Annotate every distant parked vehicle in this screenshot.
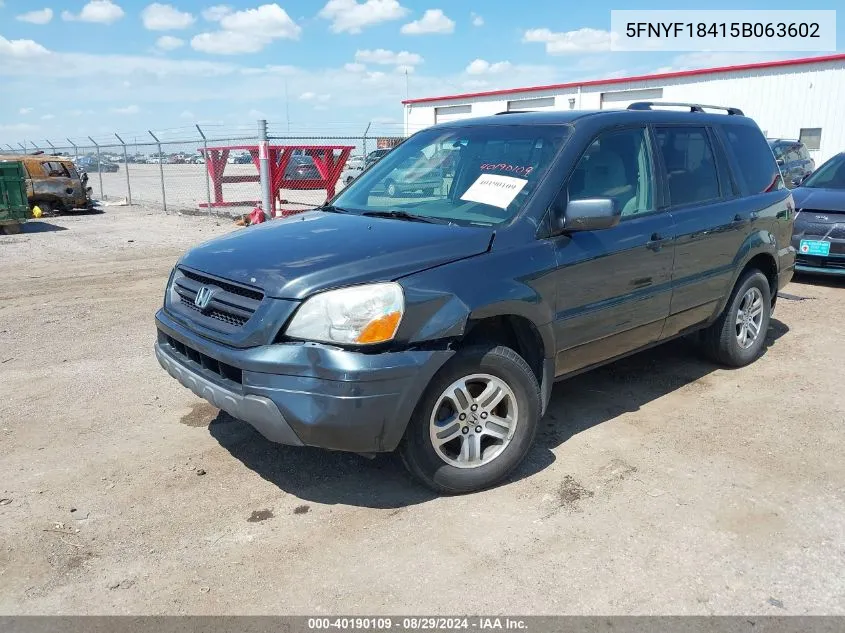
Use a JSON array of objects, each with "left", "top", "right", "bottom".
[
  {"left": 365, "top": 148, "right": 392, "bottom": 168},
  {"left": 75, "top": 156, "right": 119, "bottom": 173},
  {"left": 380, "top": 151, "right": 442, "bottom": 197},
  {"left": 768, "top": 139, "right": 815, "bottom": 188},
  {"left": 233, "top": 153, "right": 253, "bottom": 165},
  {"left": 285, "top": 155, "right": 322, "bottom": 188},
  {"left": 790, "top": 151, "right": 845, "bottom": 276}
]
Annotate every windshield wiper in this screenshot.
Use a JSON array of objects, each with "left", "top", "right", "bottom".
[
  {"left": 319, "top": 204, "right": 351, "bottom": 213},
  {"left": 361, "top": 210, "right": 439, "bottom": 223}
]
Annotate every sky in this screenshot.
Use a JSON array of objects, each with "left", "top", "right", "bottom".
[{"left": 0, "top": 0, "right": 843, "bottom": 147}]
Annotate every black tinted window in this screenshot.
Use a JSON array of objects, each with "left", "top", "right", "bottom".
[
  {"left": 655, "top": 127, "right": 720, "bottom": 206},
  {"left": 723, "top": 125, "right": 783, "bottom": 194}
]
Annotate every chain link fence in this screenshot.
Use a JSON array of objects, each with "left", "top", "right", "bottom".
[{"left": 2, "top": 121, "right": 409, "bottom": 216}]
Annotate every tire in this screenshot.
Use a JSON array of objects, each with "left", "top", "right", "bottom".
[
  {"left": 400, "top": 345, "right": 541, "bottom": 494},
  {"left": 346, "top": 176, "right": 353, "bottom": 185},
  {"left": 385, "top": 180, "right": 397, "bottom": 197},
  {"left": 701, "top": 269, "right": 771, "bottom": 367},
  {"left": 1, "top": 223, "right": 22, "bottom": 235}
]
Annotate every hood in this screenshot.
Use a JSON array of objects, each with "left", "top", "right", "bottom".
[
  {"left": 792, "top": 187, "right": 845, "bottom": 214},
  {"left": 179, "top": 211, "right": 493, "bottom": 299}
]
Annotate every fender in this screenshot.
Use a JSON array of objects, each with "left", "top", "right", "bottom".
[
  {"left": 714, "top": 228, "right": 779, "bottom": 317},
  {"left": 396, "top": 241, "right": 559, "bottom": 358}
]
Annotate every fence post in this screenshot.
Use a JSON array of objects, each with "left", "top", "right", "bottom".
[
  {"left": 88, "top": 136, "right": 104, "bottom": 200},
  {"left": 362, "top": 122, "right": 371, "bottom": 164},
  {"left": 258, "top": 119, "right": 271, "bottom": 220},
  {"left": 6, "top": 144, "right": 16, "bottom": 153},
  {"left": 196, "top": 124, "right": 211, "bottom": 210},
  {"left": 115, "top": 134, "right": 132, "bottom": 206},
  {"left": 149, "top": 130, "right": 167, "bottom": 214},
  {"left": 18, "top": 142, "right": 27, "bottom": 153},
  {"left": 67, "top": 139, "right": 78, "bottom": 161},
  {"left": 45, "top": 140, "right": 56, "bottom": 152},
  {"left": 30, "top": 141, "right": 40, "bottom": 152}
]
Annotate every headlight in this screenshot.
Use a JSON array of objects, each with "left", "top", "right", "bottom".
[{"left": 285, "top": 283, "right": 404, "bottom": 345}]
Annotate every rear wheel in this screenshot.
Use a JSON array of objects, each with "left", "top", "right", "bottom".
[
  {"left": 32, "top": 201, "right": 53, "bottom": 217},
  {"left": 400, "top": 345, "right": 540, "bottom": 494},
  {"left": 701, "top": 269, "right": 771, "bottom": 367}
]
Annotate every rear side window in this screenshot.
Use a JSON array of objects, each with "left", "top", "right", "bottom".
[
  {"left": 723, "top": 125, "right": 783, "bottom": 194},
  {"left": 654, "top": 127, "right": 720, "bottom": 207}
]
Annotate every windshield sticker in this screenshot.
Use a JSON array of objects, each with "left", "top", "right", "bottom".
[
  {"left": 480, "top": 163, "right": 534, "bottom": 176},
  {"left": 460, "top": 174, "right": 528, "bottom": 209}
]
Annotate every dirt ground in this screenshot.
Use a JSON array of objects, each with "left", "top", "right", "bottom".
[{"left": 1, "top": 207, "right": 844, "bottom": 615}]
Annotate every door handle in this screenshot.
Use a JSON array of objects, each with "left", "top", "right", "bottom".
[
  {"left": 646, "top": 232, "right": 666, "bottom": 251},
  {"left": 732, "top": 214, "right": 744, "bottom": 223}
]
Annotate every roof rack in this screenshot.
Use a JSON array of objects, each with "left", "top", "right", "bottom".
[
  {"left": 494, "top": 110, "right": 536, "bottom": 115},
  {"left": 627, "top": 101, "right": 744, "bottom": 116}
]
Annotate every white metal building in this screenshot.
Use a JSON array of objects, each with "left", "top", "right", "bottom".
[{"left": 403, "top": 54, "right": 845, "bottom": 164}]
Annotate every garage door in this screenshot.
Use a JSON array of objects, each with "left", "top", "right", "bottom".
[
  {"left": 435, "top": 105, "right": 472, "bottom": 124},
  {"left": 507, "top": 96, "right": 555, "bottom": 111},
  {"left": 600, "top": 88, "right": 664, "bottom": 110}
]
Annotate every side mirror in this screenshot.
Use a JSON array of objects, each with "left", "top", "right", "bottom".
[{"left": 557, "top": 197, "right": 621, "bottom": 233}]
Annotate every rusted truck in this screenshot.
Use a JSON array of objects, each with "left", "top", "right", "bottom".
[{"left": 0, "top": 153, "right": 93, "bottom": 215}]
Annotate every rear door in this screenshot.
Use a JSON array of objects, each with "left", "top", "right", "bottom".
[
  {"left": 655, "top": 125, "right": 750, "bottom": 337},
  {"left": 551, "top": 125, "right": 675, "bottom": 375}
]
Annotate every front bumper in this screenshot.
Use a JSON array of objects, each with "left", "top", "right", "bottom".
[{"left": 155, "top": 309, "right": 453, "bottom": 452}]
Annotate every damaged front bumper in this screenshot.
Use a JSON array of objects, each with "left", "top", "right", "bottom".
[{"left": 154, "top": 309, "right": 453, "bottom": 452}]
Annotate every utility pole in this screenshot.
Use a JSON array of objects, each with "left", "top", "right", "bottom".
[{"left": 258, "top": 119, "right": 272, "bottom": 219}]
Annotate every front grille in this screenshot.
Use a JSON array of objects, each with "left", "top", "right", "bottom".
[
  {"left": 179, "top": 296, "right": 248, "bottom": 327},
  {"left": 179, "top": 268, "right": 263, "bottom": 301},
  {"left": 164, "top": 334, "right": 242, "bottom": 384},
  {"left": 171, "top": 267, "right": 263, "bottom": 330},
  {"left": 796, "top": 254, "right": 845, "bottom": 270}
]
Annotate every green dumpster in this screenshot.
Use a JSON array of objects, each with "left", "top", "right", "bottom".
[{"left": 0, "top": 159, "right": 28, "bottom": 235}]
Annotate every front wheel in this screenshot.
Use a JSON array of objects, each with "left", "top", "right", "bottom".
[
  {"left": 400, "top": 345, "right": 541, "bottom": 494},
  {"left": 700, "top": 269, "right": 771, "bottom": 367}
]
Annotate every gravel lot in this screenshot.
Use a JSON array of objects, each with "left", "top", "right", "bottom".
[{"left": 1, "top": 207, "right": 844, "bottom": 615}]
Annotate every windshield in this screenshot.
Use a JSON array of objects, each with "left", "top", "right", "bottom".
[
  {"left": 332, "top": 124, "right": 572, "bottom": 226},
  {"left": 802, "top": 154, "right": 845, "bottom": 189}
]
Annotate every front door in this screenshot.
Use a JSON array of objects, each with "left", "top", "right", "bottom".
[{"left": 551, "top": 126, "right": 675, "bottom": 376}]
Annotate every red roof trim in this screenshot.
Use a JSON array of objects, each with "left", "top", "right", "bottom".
[{"left": 402, "top": 53, "right": 845, "bottom": 105}]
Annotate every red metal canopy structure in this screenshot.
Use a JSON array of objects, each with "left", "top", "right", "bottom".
[{"left": 199, "top": 144, "right": 354, "bottom": 215}]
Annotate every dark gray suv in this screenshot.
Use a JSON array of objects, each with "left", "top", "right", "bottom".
[{"left": 155, "top": 103, "right": 795, "bottom": 493}]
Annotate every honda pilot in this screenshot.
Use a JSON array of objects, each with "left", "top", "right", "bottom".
[{"left": 155, "top": 103, "right": 795, "bottom": 493}]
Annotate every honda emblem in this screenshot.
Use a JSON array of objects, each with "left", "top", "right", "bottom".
[{"left": 194, "top": 285, "right": 215, "bottom": 310}]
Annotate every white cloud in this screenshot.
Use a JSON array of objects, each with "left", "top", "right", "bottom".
[
  {"left": 0, "top": 123, "right": 39, "bottom": 133},
  {"left": 300, "top": 91, "right": 331, "bottom": 101},
  {"left": 318, "top": 0, "right": 408, "bottom": 34},
  {"left": 522, "top": 27, "right": 612, "bottom": 54},
  {"left": 16, "top": 8, "right": 54, "bottom": 24},
  {"left": 180, "top": 110, "right": 194, "bottom": 118},
  {"left": 155, "top": 35, "right": 185, "bottom": 50},
  {"left": 470, "top": 12, "right": 483, "bottom": 27},
  {"left": 299, "top": 91, "right": 316, "bottom": 100},
  {"left": 354, "top": 48, "right": 422, "bottom": 66},
  {"left": 19, "top": 107, "right": 34, "bottom": 115},
  {"left": 0, "top": 36, "right": 51, "bottom": 58},
  {"left": 192, "top": 4, "right": 301, "bottom": 55},
  {"left": 240, "top": 64, "right": 296, "bottom": 75},
  {"left": 141, "top": 3, "right": 195, "bottom": 30},
  {"left": 464, "top": 79, "right": 488, "bottom": 89},
  {"left": 400, "top": 9, "right": 453, "bottom": 35},
  {"left": 465, "top": 59, "right": 511, "bottom": 75},
  {"left": 40, "top": 114, "right": 55, "bottom": 120},
  {"left": 202, "top": 5, "right": 231, "bottom": 21},
  {"left": 344, "top": 62, "right": 365, "bottom": 72},
  {"left": 112, "top": 105, "right": 140, "bottom": 114},
  {"left": 364, "top": 71, "right": 386, "bottom": 82},
  {"left": 62, "top": 0, "right": 125, "bottom": 24},
  {"left": 314, "top": 104, "right": 329, "bottom": 111}
]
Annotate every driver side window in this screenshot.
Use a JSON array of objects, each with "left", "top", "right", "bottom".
[{"left": 567, "top": 127, "right": 654, "bottom": 218}]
